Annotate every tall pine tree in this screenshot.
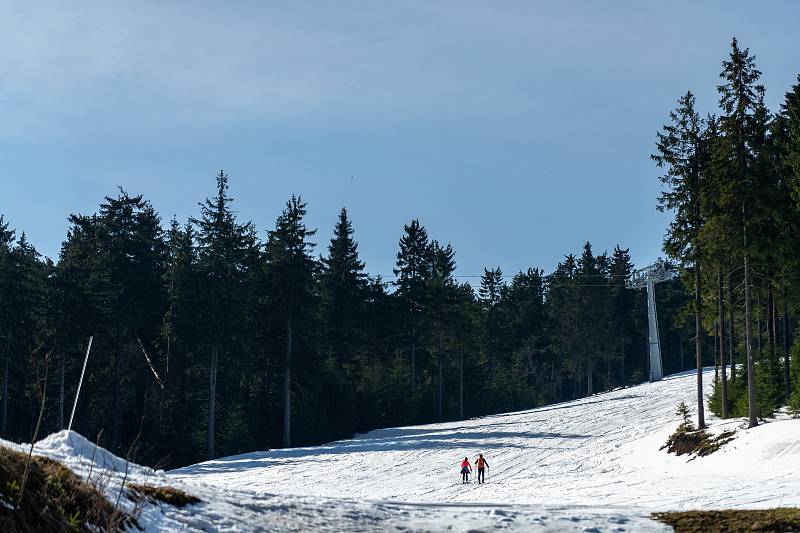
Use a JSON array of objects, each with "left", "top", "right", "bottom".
[
  {"left": 394, "top": 220, "right": 433, "bottom": 395},
  {"left": 265, "top": 195, "right": 317, "bottom": 448},
  {"left": 653, "top": 91, "right": 708, "bottom": 429},
  {"left": 195, "top": 171, "right": 252, "bottom": 457}
]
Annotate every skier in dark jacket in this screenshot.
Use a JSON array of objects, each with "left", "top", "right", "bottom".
[
  {"left": 476, "top": 454, "right": 489, "bottom": 484},
  {"left": 460, "top": 457, "right": 472, "bottom": 484}
]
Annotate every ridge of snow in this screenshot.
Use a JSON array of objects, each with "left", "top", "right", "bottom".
[{"left": 32, "top": 429, "right": 154, "bottom": 477}]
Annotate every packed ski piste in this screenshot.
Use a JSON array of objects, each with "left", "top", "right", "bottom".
[{"left": 3, "top": 367, "right": 799, "bottom": 531}]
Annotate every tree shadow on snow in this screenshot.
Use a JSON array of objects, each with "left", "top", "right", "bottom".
[{"left": 174, "top": 428, "right": 593, "bottom": 475}]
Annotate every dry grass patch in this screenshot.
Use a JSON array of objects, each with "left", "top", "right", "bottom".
[
  {"left": 0, "top": 444, "right": 134, "bottom": 532},
  {"left": 653, "top": 509, "right": 800, "bottom": 532},
  {"left": 127, "top": 483, "right": 201, "bottom": 508}
]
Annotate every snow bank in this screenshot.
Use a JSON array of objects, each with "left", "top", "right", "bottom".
[
  {"left": 0, "top": 430, "right": 193, "bottom": 531},
  {"left": 32, "top": 430, "right": 154, "bottom": 477},
  {"left": 623, "top": 411, "right": 800, "bottom": 510}
]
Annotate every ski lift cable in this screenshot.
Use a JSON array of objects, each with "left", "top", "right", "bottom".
[{"left": 379, "top": 273, "right": 638, "bottom": 278}]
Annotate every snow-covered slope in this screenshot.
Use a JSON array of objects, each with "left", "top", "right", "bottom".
[
  {"left": 173, "top": 368, "right": 800, "bottom": 511},
  {"left": 7, "top": 368, "right": 800, "bottom": 531}
]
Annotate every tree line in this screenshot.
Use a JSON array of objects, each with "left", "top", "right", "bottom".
[
  {"left": 0, "top": 171, "right": 692, "bottom": 467},
  {"left": 654, "top": 37, "right": 800, "bottom": 428}
]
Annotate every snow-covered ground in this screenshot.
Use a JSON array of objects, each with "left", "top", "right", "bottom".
[{"left": 6, "top": 367, "right": 800, "bottom": 531}]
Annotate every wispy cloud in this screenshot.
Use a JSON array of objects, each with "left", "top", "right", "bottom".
[{"left": 2, "top": 1, "right": 712, "bottom": 140}]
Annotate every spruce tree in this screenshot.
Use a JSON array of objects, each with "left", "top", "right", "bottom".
[
  {"left": 479, "top": 267, "right": 504, "bottom": 384},
  {"left": 775, "top": 84, "right": 800, "bottom": 395},
  {"left": 700, "top": 115, "right": 733, "bottom": 418},
  {"left": 394, "top": 220, "right": 433, "bottom": 394},
  {"left": 782, "top": 76, "right": 800, "bottom": 202},
  {"left": 428, "top": 241, "right": 456, "bottom": 420},
  {"left": 653, "top": 91, "right": 708, "bottom": 428},
  {"left": 161, "top": 218, "right": 202, "bottom": 463},
  {"left": 0, "top": 215, "right": 14, "bottom": 436},
  {"left": 547, "top": 254, "right": 583, "bottom": 396},
  {"left": 575, "top": 242, "right": 613, "bottom": 395},
  {"left": 609, "top": 246, "right": 634, "bottom": 387},
  {"left": 320, "top": 208, "right": 367, "bottom": 364},
  {"left": 195, "top": 171, "right": 252, "bottom": 457},
  {"left": 717, "top": 37, "right": 765, "bottom": 428},
  {"left": 265, "top": 195, "right": 317, "bottom": 448},
  {"left": 788, "top": 336, "right": 800, "bottom": 415},
  {"left": 318, "top": 207, "right": 366, "bottom": 436}
]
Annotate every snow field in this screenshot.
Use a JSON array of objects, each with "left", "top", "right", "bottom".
[
  {"left": 4, "top": 367, "right": 799, "bottom": 531},
  {"left": 175, "top": 368, "right": 800, "bottom": 511}
]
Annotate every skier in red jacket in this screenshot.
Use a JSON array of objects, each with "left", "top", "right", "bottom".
[
  {"left": 475, "top": 454, "right": 489, "bottom": 484},
  {"left": 460, "top": 457, "right": 472, "bottom": 484}
]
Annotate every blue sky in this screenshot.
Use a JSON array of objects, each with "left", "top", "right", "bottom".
[{"left": 1, "top": 2, "right": 798, "bottom": 280}]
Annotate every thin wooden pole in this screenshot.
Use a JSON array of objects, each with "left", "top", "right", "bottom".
[{"left": 68, "top": 336, "right": 93, "bottom": 432}]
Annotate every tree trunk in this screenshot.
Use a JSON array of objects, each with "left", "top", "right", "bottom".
[
  {"left": 437, "top": 329, "right": 443, "bottom": 421},
  {"left": 756, "top": 292, "right": 763, "bottom": 359},
  {"left": 783, "top": 277, "right": 791, "bottom": 397},
  {"left": 410, "top": 320, "right": 416, "bottom": 395},
  {"left": 283, "top": 315, "right": 293, "bottom": 448},
  {"left": 768, "top": 279, "right": 775, "bottom": 356},
  {"left": 744, "top": 239, "right": 758, "bottom": 428},
  {"left": 695, "top": 254, "right": 705, "bottom": 429},
  {"left": 718, "top": 270, "right": 728, "bottom": 418},
  {"left": 773, "top": 294, "right": 778, "bottom": 351},
  {"left": 58, "top": 352, "right": 65, "bottom": 429},
  {"left": 459, "top": 347, "right": 464, "bottom": 420},
  {"left": 112, "top": 336, "right": 121, "bottom": 452},
  {"left": 728, "top": 270, "right": 736, "bottom": 382},
  {"left": 208, "top": 342, "right": 218, "bottom": 459},
  {"left": 1, "top": 357, "right": 8, "bottom": 436},
  {"left": 620, "top": 324, "right": 626, "bottom": 386},
  {"left": 264, "top": 361, "right": 270, "bottom": 406},
  {"left": 586, "top": 362, "right": 593, "bottom": 396},
  {"left": 714, "top": 329, "right": 719, "bottom": 383},
  {"left": 178, "top": 365, "right": 187, "bottom": 465}
]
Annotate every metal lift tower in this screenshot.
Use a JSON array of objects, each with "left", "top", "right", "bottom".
[{"left": 627, "top": 262, "right": 674, "bottom": 382}]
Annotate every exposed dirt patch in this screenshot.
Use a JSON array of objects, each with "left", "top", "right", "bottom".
[{"left": 653, "top": 508, "right": 800, "bottom": 532}]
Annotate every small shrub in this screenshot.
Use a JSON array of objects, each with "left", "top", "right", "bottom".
[
  {"left": 730, "top": 356, "right": 784, "bottom": 420},
  {"left": 788, "top": 387, "right": 800, "bottom": 417},
  {"left": 662, "top": 403, "right": 735, "bottom": 458},
  {"left": 727, "top": 365, "right": 748, "bottom": 417},
  {"left": 788, "top": 337, "right": 800, "bottom": 416},
  {"left": 756, "top": 350, "right": 785, "bottom": 418},
  {"left": 675, "top": 401, "right": 692, "bottom": 427},
  {"left": 708, "top": 377, "right": 723, "bottom": 417}
]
